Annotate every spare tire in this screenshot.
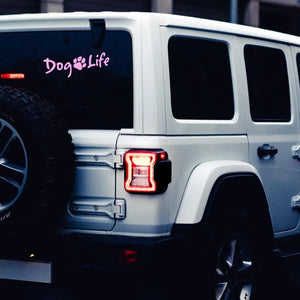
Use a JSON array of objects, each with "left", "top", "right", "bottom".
[{"left": 0, "top": 86, "right": 75, "bottom": 231}]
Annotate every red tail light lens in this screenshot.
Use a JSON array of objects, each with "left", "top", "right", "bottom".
[
  {"left": 118, "top": 249, "right": 138, "bottom": 266},
  {"left": 124, "top": 150, "right": 171, "bottom": 193},
  {"left": 125, "top": 151, "right": 157, "bottom": 192}
]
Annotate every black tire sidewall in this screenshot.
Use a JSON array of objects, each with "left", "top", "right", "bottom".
[{"left": 0, "top": 87, "right": 75, "bottom": 231}]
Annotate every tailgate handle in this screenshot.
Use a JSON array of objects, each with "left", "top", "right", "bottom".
[{"left": 257, "top": 144, "right": 278, "bottom": 158}]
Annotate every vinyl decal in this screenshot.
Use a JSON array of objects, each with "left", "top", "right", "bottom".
[{"left": 43, "top": 52, "right": 110, "bottom": 78}]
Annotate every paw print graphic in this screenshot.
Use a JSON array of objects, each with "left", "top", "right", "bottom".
[{"left": 73, "top": 56, "right": 87, "bottom": 71}]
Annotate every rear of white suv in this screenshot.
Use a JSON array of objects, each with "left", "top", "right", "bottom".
[{"left": 0, "top": 11, "right": 299, "bottom": 300}]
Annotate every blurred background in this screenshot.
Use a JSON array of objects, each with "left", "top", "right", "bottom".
[{"left": 0, "top": 0, "right": 299, "bottom": 36}]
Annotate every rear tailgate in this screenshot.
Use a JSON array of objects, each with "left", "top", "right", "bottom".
[{"left": 62, "top": 130, "right": 121, "bottom": 231}]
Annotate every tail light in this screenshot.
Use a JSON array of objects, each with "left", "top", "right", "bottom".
[
  {"left": 124, "top": 150, "right": 171, "bottom": 193},
  {"left": 118, "top": 249, "right": 138, "bottom": 266}
]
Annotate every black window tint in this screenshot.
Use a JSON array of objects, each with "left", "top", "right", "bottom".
[
  {"left": 296, "top": 53, "right": 300, "bottom": 90},
  {"left": 168, "top": 36, "right": 234, "bottom": 120},
  {"left": 244, "top": 45, "right": 290, "bottom": 122},
  {"left": 0, "top": 30, "right": 133, "bottom": 129}
]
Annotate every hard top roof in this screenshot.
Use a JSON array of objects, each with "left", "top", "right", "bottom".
[{"left": 0, "top": 11, "right": 299, "bottom": 46}]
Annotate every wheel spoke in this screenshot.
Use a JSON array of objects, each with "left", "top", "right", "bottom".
[
  {"left": 0, "top": 161, "right": 25, "bottom": 188},
  {"left": 236, "top": 262, "right": 253, "bottom": 286},
  {"left": 0, "top": 175, "right": 21, "bottom": 190},
  {"left": 232, "top": 238, "right": 243, "bottom": 268},
  {"left": 236, "top": 238, "right": 253, "bottom": 283},
  {"left": 221, "top": 285, "right": 232, "bottom": 300},
  {"left": 217, "top": 256, "right": 232, "bottom": 276},
  {"left": 0, "top": 161, "right": 26, "bottom": 174},
  {"left": 227, "top": 238, "right": 237, "bottom": 267},
  {"left": 216, "top": 271, "right": 229, "bottom": 291},
  {"left": 0, "top": 126, "right": 14, "bottom": 157},
  {"left": 216, "top": 282, "right": 228, "bottom": 300},
  {"left": 238, "top": 260, "right": 252, "bottom": 274}
]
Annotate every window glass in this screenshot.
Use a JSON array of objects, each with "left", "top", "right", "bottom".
[
  {"left": 0, "top": 30, "right": 133, "bottom": 129},
  {"left": 168, "top": 36, "right": 234, "bottom": 120},
  {"left": 244, "top": 45, "right": 290, "bottom": 122},
  {"left": 296, "top": 53, "right": 300, "bottom": 94}
]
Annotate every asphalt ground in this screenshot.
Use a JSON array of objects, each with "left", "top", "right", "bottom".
[
  {"left": 2, "top": 280, "right": 300, "bottom": 300},
  {"left": 1, "top": 258, "right": 300, "bottom": 300}
]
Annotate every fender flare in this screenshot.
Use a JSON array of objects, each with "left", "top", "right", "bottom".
[{"left": 175, "top": 160, "right": 262, "bottom": 224}]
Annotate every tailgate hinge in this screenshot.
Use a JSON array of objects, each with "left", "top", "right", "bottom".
[
  {"left": 113, "top": 199, "right": 126, "bottom": 219},
  {"left": 114, "top": 150, "right": 125, "bottom": 168},
  {"left": 75, "top": 151, "right": 124, "bottom": 168},
  {"left": 71, "top": 199, "right": 126, "bottom": 219}
]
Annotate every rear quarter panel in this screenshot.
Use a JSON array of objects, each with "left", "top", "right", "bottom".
[{"left": 114, "top": 134, "right": 249, "bottom": 236}]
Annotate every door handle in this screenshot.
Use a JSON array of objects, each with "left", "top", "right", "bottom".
[
  {"left": 292, "top": 145, "right": 300, "bottom": 160},
  {"left": 257, "top": 144, "right": 278, "bottom": 158}
]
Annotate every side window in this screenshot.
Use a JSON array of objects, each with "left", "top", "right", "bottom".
[
  {"left": 168, "top": 36, "right": 234, "bottom": 120},
  {"left": 244, "top": 45, "right": 290, "bottom": 122},
  {"left": 296, "top": 53, "right": 300, "bottom": 89}
]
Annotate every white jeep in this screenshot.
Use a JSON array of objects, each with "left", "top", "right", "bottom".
[{"left": 0, "top": 11, "right": 298, "bottom": 299}]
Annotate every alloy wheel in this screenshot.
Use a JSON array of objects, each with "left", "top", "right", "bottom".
[
  {"left": 0, "top": 118, "right": 28, "bottom": 212},
  {"left": 215, "top": 233, "right": 254, "bottom": 300}
]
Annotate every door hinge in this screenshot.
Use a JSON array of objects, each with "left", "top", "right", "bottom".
[{"left": 71, "top": 198, "right": 126, "bottom": 220}]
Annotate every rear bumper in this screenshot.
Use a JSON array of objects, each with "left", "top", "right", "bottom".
[
  {"left": 0, "top": 232, "right": 185, "bottom": 284},
  {"left": 53, "top": 233, "right": 182, "bottom": 271}
]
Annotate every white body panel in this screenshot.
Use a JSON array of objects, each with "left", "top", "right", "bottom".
[{"left": 175, "top": 161, "right": 260, "bottom": 224}]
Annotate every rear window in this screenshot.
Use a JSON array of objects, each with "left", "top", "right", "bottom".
[
  {"left": 168, "top": 36, "right": 234, "bottom": 120},
  {"left": 0, "top": 30, "right": 133, "bottom": 129}
]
